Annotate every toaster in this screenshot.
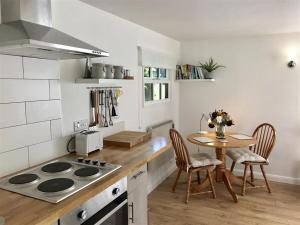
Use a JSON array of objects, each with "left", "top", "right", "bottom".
[{"left": 75, "top": 130, "right": 103, "bottom": 156}]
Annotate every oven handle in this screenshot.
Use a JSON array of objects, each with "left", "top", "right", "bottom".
[{"left": 93, "top": 199, "right": 128, "bottom": 225}]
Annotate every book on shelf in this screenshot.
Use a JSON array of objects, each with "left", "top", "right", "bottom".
[{"left": 176, "top": 64, "right": 205, "bottom": 80}]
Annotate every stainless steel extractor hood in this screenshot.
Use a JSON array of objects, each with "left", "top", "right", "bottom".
[{"left": 0, "top": 0, "right": 109, "bottom": 60}]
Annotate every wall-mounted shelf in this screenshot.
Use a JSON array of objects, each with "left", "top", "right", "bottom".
[
  {"left": 175, "top": 79, "right": 215, "bottom": 82},
  {"left": 75, "top": 78, "right": 134, "bottom": 84}
]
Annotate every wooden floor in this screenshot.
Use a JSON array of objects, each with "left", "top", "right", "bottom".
[{"left": 148, "top": 172, "right": 300, "bottom": 225}]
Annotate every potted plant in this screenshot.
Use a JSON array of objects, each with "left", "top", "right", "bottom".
[
  {"left": 208, "top": 109, "right": 234, "bottom": 139},
  {"left": 200, "top": 57, "right": 225, "bottom": 79}
]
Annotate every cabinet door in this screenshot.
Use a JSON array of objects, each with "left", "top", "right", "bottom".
[{"left": 128, "top": 165, "right": 148, "bottom": 225}]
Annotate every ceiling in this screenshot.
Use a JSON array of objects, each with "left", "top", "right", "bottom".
[{"left": 81, "top": 0, "right": 300, "bottom": 41}]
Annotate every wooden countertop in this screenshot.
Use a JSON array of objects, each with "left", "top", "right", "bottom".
[{"left": 0, "top": 136, "right": 172, "bottom": 225}]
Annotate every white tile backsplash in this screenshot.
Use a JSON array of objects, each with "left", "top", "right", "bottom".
[
  {"left": 23, "top": 58, "right": 60, "bottom": 79},
  {"left": 0, "top": 55, "right": 64, "bottom": 177},
  {"left": 0, "top": 103, "right": 26, "bottom": 128},
  {"left": 51, "top": 119, "right": 62, "bottom": 140},
  {"left": 0, "top": 79, "right": 49, "bottom": 103},
  {"left": 49, "top": 80, "right": 61, "bottom": 99},
  {"left": 29, "top": 138, "right": 68, "bottom": 167},
  {"left": 26, "top": 100, "right": 62, "bottom": 123},
  {"left": 0, "top": 147, "right": 29, "bottom": 177},
  {"left": 0, "top": 121, "right": 51, "bottom": 153},
  {"left": 0, "top": 55, "right": 23, "bottom": 79}
]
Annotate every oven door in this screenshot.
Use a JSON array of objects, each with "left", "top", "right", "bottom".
[{"left": 81, "top": 192, "right": 128, "bottom": 225}]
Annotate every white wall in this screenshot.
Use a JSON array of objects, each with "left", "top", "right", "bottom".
[
  {"left": 52, "top": 0, "right": 180, "bottom": 136},
  {"left": 179, "top": 33, "right": 300, "bottom": 184}
]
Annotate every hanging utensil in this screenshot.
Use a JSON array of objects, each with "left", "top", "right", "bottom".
[
  {"left": 103, "top": 90, "right": 109, "bottom": 127},
  {"left": 95, "top": 90, "right": 99, "bottom": 124},
  {"left": 110, "top": 89, "right": 117, "bottom": 117},
  {"left": 90, "top": 90, "right": 96, "bottom": 126},
  {"left": 99, "top": 90, "right": 104, "bottom": 127},
  {"left": 108, "top": 90, "right": 113, "bottom": 126}
]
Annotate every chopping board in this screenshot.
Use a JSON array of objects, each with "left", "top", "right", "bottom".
[{"left": 103, "top": 131, "right": 152, "bottom": 149}]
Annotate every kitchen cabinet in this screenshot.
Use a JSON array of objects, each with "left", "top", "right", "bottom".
[{"left": 127, "top": 164, "right": 148, "bottom": 225}]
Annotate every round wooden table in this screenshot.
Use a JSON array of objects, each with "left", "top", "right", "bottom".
[{"left": 187, "top": 132, "right": 256, "bottom": 203}]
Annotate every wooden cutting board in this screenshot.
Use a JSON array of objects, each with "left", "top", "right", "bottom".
[{"left": 103, "top": 131, "right": 152, "bottom": 148}]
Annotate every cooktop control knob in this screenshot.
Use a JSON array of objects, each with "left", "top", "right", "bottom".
[
  {"left": 77, "top": 158, "right": 84, "bottom": 163},
  {"left": 112, "top": 187, "right": 120, "bottom": 196},
  {"left": 78, "top": 210, "right": 88, "bottom": 220},
  {"left": 100, "top": 161, "right": 107, "bottom": 167},
  {"left": 84, "top": 159, "right": 91, "bottom": 164},
  {"left": 92, "top": 160, "right": 99, "bottom": 166}
]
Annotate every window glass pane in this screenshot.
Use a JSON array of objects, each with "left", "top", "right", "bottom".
[
  {"left": 160, "top": 83, "right": 169, "bottom": 100},
  {"left": 153, "top": 83, "right": 160, "bottom": 100},
  {"left": 144, "top": 83, "right": 153, "bottom": 101},
  {"left": 159, "top": 68, "right": 167, "bottom": 79},
  {"left": 150, "top": 67, "right": 158, "bottom": 78},
  {"left": 144, "top": 67, "right": 150, "bottom": 78}
]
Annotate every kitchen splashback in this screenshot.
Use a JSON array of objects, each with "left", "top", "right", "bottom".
[{"left": 0, "top": 54, "right": 67, "bottom": 177}]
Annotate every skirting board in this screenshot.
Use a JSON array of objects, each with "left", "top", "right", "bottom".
[{"left": 234, "top": 169, "right": 300, "bottom": 185}]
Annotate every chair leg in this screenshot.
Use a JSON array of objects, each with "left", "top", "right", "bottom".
[
  {"left": 172, "top": 168, "right": 182, "bottom": 192},
  {"left": 197, "top": 171, "right": 201, "bottom": 184},
  {"left": 250, "top": 165, "right": 254, "bottom": 183},
  {"left": 260, "top": 165, "right": 271, "bottom": 193},
  {"left": 230, "top": 161, "right": 236, "bottom": 172},
  {"left": 207, "top": 169, "right": 216, "bottom": 199},
  {"left": 185, "top": 171, "right": 192, "bottom": 204},
  {"left": 242, "top": 164, "right": 249, "bottom": 196}
]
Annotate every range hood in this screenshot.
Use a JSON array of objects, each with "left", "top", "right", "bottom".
[{"left": 0, "top": 0, "right": 109, "bottom": 60}]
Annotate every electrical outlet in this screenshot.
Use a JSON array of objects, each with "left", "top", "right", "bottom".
[{"left": 74, "top": 119, "right": 89, "bottom": 132}]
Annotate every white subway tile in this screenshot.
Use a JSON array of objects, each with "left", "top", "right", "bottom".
[
  {"left": 23, "top": 57, "right": 60, "bottom": 79},
  {"left": 0, "top": 147, "right": 28, "bottom": 177},
  {"left": 26, "top": 100, "right": 62, "bottom": 123},
  {"left": 51, "top": 119, "right": 62, "bottom": 140},
  {"left": 0, "top": 55, "right": 23, "bottom": 79},
  {"left": 0, "top": 103, "right": 26, "bottom": 128},
  {"left": 0, "top": 121, "right": 51, "bottom": 153},
  {"left": 0, "top": 79, "right": 49, "bottom": 103},
  {"left": 28, "top": 137, "right": 68, "bottom": 166},
  {"left": 49, "top": 80, "right": 61, "bottom": 99}
]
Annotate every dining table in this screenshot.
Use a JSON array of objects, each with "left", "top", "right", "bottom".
[{"left": 187, "top": 131, "right": 256, "bottom": 203}]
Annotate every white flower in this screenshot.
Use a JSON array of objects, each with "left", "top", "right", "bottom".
[{"left": 216, "top": 116, "right": 222, "bottom": 124}]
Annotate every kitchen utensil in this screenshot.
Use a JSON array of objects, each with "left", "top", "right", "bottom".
[
  {"left": 105, "top": 64, "right": 114, "bottom": 79},
  {"left": 90, "top": 91, "right": 96, "bottom": 126},
  {"left": 108, "top": 90, "right": 113, "bottom": 126},
  {"left": 84, "top": 57, "right": 92, "bottom": 79},
  {"left": 103, "top": 90, "right": 109, "bottom": 127},
  {"left": 98, "top": 90, "right": 104, "bottom": 127},
  {"left": 95, "top": 91, "right": 99, "bottom": 124},
  {"left": 92, "top": 63, "right": 106, "bottom": 78},
  {"left": 110, "top": 90, "right": 117, "bottom": 117},
  {"left": 113, "top": 65, "right": 124, "bottom": 79}
]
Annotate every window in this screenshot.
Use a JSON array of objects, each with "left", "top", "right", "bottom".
[{"left": 143, "top": 67, "right": 170, "bottom": 104}]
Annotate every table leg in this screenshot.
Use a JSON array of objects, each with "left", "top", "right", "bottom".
[
  {"left": 224, "top": 171, "right": 238, "bottom": 202},
  {"left": 215, "top": 148, "right": 226, "bottom": 182}
]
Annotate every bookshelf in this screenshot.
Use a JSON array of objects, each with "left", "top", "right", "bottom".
[{"left": 176, "top": 64, "right": 215, "bottom": 82}]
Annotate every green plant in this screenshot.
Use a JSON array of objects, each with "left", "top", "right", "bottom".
[{"left": 200, "top": 57, "right": 225, "bottom": 72}]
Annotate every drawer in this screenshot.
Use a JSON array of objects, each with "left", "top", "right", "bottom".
[{"left": 128, "top": 164, "right": 147, "bottom": 194}]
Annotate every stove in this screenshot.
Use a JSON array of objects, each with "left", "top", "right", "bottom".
[{"left": 0, "top": 157, "right": 121, "bottom": 203}]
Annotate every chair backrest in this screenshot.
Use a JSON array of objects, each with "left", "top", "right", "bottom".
[
  {"left": 251, "top": 123, "right": 276, "bottom": 159},
  {"left": 169, "top": 128, "right": 191, "bottom": 169}
]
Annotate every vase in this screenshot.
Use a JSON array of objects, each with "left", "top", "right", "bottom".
[
  {"left": 204, "top": 70, "right": 215, "bottom": 79},
  {"left": 215, "top": 124, "right": 225, "bottom": 139}
]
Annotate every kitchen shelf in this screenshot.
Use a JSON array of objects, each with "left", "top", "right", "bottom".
[
  {"left": 75, "top": 78, "right": 134, "bottom": 84},
  {"left": 175, "top": 78, "right": 215, "bottom": 82}
]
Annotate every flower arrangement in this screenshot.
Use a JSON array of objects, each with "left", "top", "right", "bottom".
[{"left": 208, "top": 110, "right": 234, "bottom": 138}]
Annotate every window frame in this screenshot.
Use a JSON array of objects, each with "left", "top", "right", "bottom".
[{"left": 143, "top": 66, "right": 171, "bottom": 106}]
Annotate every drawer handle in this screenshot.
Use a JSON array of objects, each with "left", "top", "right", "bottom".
[
  {"left": 133, "top": 171, "right": 144, "bottom": 179},
  {"left": 129, "top": 202, "right": 134, "bottom": 223}
]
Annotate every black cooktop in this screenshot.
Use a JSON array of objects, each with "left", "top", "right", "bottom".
[
  {"left": 41, "top": 162, "right": 72, "bottom": 173},
  {"left": 9, "top": 173, "right": 39, "bottom": 185},
  {"left": 37, "top": 178, "right": 75, "bottom": 193}
]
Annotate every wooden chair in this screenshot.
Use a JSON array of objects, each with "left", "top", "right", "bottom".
[
  {"left": 169, "top": 128, "right": 221, "bottom": 203},
  {"left": 227, "top": 123, "right": 276, "bottom": 195}
]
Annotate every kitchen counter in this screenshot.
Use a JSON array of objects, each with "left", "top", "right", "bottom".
[{"left": 0, "top": 135, "right": 172, "bottom": 225}]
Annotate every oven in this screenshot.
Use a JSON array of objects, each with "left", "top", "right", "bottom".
[{"left": 60, "top": 177, "right": 127, "bottom": 225}]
